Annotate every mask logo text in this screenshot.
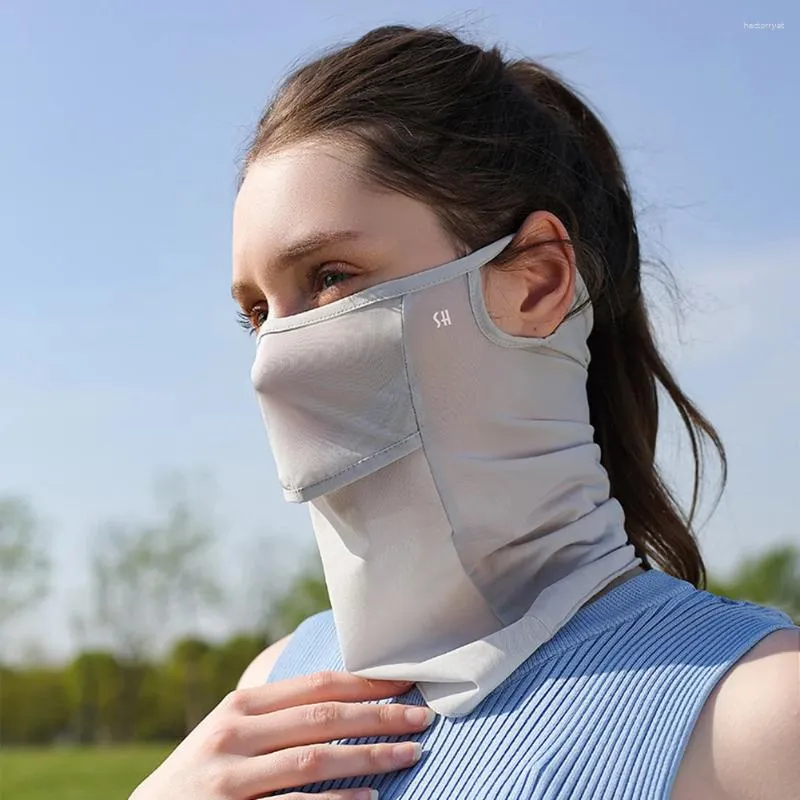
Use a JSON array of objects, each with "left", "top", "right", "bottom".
[{"left": 433, "top": 309, "right": 452, "bottom": 328}]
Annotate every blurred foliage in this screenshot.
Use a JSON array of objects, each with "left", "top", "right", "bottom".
[
  {"left": 0, "top": 496, "right": 50, "bottom": 635},
  {"left": 0, "top": 631, "right": 269, "bottom": 745},
  {"left": 705, "top": 543, "right": 800, "bottom": 622},
  {"left": 0, "top": 561, "right": 325, "bottom": 745},
  {"left": 270, "top": 561, "right": 331, "bottom": 638},
  {"left": 0, "top": 665, "right": 70, "bottom": 745},
  {"left": 84, "top": 473, "right": 225, "bottom": 661},
  {"left": 66, "top": 651, "right": 123, "bottom": 743},
  {"left": 1, "top": 479, "right": 796, "bottom": 747}
]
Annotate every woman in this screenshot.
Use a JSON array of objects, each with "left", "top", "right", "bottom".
[{"left": 133, "top": 24, "right": 799, "bottom": 800}]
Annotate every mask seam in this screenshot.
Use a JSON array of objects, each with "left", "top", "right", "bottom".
[
  {"left": 280, "top": 431, "right": 421, "bottom": 497},
  {"left": 467, "top": 270, "right": 591, "bottom": 368},
  {"left": 400, "top": 295, "right": 426, "bottom": 461},
  {"left": 401, "top": 289, "right": 508, "bottom": 631}
]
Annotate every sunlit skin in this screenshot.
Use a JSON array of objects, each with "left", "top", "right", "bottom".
[{"left": 231, "top": 138, "right": 575, "bottom": 340}]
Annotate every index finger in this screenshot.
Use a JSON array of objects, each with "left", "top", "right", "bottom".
[{"left": 225, "top": 671, "right": 415, "bottom": 716}]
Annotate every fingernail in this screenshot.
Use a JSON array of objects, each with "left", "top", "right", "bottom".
[
  {"left": 392, "top": 741, "right": 422, "bottom": 766},
  {"left": 405, "top": 706, "right": 436, "bottom": 727},
  {"left": 355, "top": 790, "right": 379, "bottom": 800}
]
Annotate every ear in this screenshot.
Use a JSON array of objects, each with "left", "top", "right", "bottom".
[{"left": 483, "top": 210, "right": 575, "bottom": 338}]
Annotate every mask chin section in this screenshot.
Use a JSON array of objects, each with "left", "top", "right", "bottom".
[{"left": 280, "top": 430, "right": 424, "bottom": 504}]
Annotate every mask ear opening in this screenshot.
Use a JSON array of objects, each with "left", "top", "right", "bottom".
[{"left": 467, "top": 269, "right": 593, "bottom": 366}]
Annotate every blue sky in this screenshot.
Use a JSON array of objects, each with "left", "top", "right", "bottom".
[{"left": 1, "top": 1, "right": 797, "bottom": 659}]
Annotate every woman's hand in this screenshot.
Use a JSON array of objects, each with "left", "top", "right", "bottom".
[{"left": 130, "top": 671, "right": 433, "bottom": 800}]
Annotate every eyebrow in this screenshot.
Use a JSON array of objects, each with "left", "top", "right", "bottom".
[
  {"left": 279, "top": 229, "right": 362, "bottom": 261},
  {"left": 231, "top": 229, "right": 363, "bottom": 302}
]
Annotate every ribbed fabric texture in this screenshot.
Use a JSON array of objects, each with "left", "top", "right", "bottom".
[{"left": 267, "top": 569, "right": 798, "bottom": 799}]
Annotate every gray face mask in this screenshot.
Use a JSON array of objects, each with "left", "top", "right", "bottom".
[{"left": 251, "top": 235, "right": 640, "bottom": 716}]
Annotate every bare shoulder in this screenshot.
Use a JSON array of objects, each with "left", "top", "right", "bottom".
[
  {"left": 236, "top": 634, "right": 294, "bottom": 689},
  {"left": 671, "top": 627, "right": 800, "bottom": 800}
]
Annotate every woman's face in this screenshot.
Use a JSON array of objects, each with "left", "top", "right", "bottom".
[
  {"left": 232, "top": 139, "right": 573, "bottom": 338},
  {"left": 231, "top": 140, "right": 461, "bottom": 333}
]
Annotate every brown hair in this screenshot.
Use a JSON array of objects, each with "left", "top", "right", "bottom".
[{"left": 241, "top": 24, "right": 726, "bottom": 588}]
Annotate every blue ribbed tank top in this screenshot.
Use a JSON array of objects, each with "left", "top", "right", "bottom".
[{"left": 267, "top": 568, "right": 798, "bottom": 799}]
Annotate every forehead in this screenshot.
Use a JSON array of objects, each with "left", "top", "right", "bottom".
[
  {"left": 231, "top": 139, "right": 457, "bottom": 289},
  {"left": 232, "top": 143, "right": 375, "bottom": 263}
]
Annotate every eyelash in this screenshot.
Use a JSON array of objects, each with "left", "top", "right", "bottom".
[{"left": 236, "top": 263, "right": 354, "bottom": 335}]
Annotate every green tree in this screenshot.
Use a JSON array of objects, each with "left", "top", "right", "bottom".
[
  {"left": 82, "top": 473, "right": 224, "bottom": 740},
  {"left": 129, "top": 660, "right": 174, "bottom": 741},
  {"left": 65, "top": 650, "right": 123, "bottom": 743},
  {"left": 0, "top": 665, "right": 70, "bottom": 744},
  {"left": 206, "top": 632, "right": 270, "bottom": 699},
  {"left": 0, "top": 496, "right": 50, "bottom": 638},
  {"left": 707, "top": 543, "right": 800, "bottom": 622},
  {"left": 164, "top": 636, "right": 215, "bottom": 734},
  {"left": 269, "top": 555, "right": 331, "bottom": 638}
]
